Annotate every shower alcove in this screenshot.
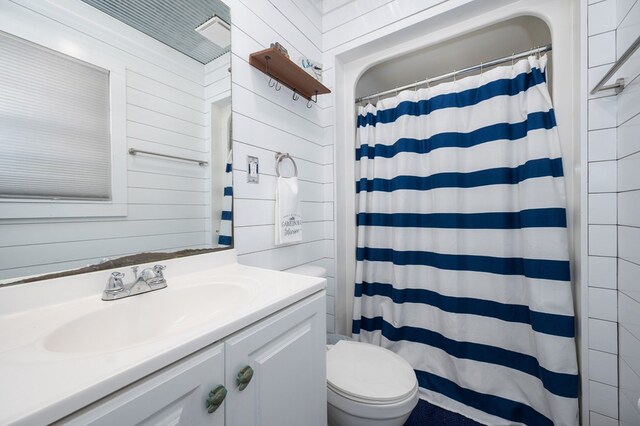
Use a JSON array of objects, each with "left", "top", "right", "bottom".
[
  {"left": 355, "top": 16, "right": 552, "bottom": 103},
  {"left": 332, "top": 0, "right": 582, "bottom": 421}
]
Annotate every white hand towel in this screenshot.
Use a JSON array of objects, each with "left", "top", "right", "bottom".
[{"left": 275, "top": 176, "right": 302, "bottom": 245}]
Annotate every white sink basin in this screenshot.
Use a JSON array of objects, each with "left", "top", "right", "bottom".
[{"left": 43, "top": 283, "right": 249, "bottom": 353}]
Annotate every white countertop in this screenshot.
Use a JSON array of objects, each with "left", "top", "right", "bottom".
[{"left": 0, "top": 250, "right": 325, "bottom": 425}]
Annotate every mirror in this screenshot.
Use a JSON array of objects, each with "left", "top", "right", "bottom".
[{"left": 0, "top": 0, "right": 232, "bottom": 284}]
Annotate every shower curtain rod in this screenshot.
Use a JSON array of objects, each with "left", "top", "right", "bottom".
[{"left": 355, "top": 44, "right": 552, "bottom": 104}]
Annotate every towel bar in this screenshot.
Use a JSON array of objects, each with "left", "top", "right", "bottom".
[
  {"left": 128, "top": 148, "right": 208, "bottom": 166},
  {"left": 275, "top": 152, "right": 298, "bottom": 177}
]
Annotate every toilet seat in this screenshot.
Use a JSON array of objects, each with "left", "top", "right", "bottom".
[{"left": 326, "top": 341, "right": 418, "bottom": 405}]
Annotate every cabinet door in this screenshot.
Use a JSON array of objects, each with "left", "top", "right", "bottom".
[
  {"left": 225, "top": 292, "right": 326, "bottom": 426},
  {"left": 58, "top": 343, "right": 226, "bottom": 426}
]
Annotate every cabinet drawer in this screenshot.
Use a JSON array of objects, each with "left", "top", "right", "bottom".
[{"left": 57, "top": 343, "right": 226, "bottom": 426}]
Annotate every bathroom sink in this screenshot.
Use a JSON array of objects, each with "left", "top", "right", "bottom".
[{"left": 43, "top": 283, "right": 249, "bottom": 353}]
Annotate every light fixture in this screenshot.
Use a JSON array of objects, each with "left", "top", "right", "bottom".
[{"left": 195, "top": 15, "right": 230, "bottom": 48}]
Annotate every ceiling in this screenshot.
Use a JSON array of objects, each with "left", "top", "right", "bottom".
[{"left": 81, "top": 0, "right": 230, "bottom": 64}]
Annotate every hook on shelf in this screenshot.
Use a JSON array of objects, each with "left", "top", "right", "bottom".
[
  {"left": 265, "top": 55, "right": 281, "bottom": 90},
  {"left": 306, "top": 90, "right": 318, "bottom": 108},
  {"left": 266, "top": 55, "right": 275, "bottom": 87}
]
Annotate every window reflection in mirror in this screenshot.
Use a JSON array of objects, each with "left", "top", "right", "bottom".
[{"left": 0, "top": 0, "right": 232, "bottom": 284}]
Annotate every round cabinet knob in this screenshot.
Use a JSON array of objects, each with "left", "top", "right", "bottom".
[
  {"left": 206, "top": 385, "right": 227, "bottom": 413},
  {"left": 236, "top": 365, "right": 254, "bottom": 391}
]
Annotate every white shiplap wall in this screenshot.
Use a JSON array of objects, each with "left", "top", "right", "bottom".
[
  {"left": 587, "top": 0, "right": 640, "bottom": 424},
  {"left": 228, "top": 0, "right": 335, "bottom": 331},
  {"left": 0, "top": 0, "right": 212, "bottom": 280}
]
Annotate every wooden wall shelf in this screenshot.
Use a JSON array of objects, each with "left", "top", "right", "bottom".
[{"left": 249, "top": 47, "right": 331, "bottom": 101}]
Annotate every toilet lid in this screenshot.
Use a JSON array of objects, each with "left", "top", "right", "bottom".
[{"left": 326, "top": 341, "right": 417, "bottom": 404}]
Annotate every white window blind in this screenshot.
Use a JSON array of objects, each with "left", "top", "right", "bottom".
[{"left": 0, "top": 32, "right": 111, "bottom": 200}]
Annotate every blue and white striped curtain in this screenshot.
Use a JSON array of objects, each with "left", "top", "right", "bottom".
[
  {"left": 352, "top": 56, "right": 578, "bottom": 425},
  {"left": 217, "top": 150, "right": 233, "bottom": 247}
]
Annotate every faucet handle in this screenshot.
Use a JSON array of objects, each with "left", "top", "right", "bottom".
[
  {"left": 107, "top": 271, "right": 125, "bottom": 292},
  {"left": 153, "top": 265, "right": 166, "bottom": 277}
]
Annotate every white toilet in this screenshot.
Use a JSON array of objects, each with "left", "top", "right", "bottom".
[
  {"left": 286, "top": 265, "right": 419, "bottom": 426},
  {"left": 326, "top": 340, "right": 419, "bottom": 426}
]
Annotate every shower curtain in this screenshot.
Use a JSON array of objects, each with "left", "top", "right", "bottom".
[
  {"left": 217, "top": 150, "right": 233, "bottom": 247},
  {"left": 352, "top": 56, "right": 578, "bottom": 426}
]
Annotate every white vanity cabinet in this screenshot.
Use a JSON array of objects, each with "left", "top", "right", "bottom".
[
  {"left": 225, "top": 292, "right": 327, "bottom": 426},
  {"left": 58, "top": 343, "right": 227, "bottom": 426},
  {"left": 57, "top": 292, "right": 326, "bottom": 426}
]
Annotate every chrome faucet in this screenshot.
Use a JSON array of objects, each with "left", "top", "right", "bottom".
[{"left": 102, "top": 265, "right": 167, "bottom": 301}]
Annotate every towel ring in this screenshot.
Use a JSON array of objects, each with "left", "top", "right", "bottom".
[{"left": 275, "top": 152, "right": 298, "bottom": 178}]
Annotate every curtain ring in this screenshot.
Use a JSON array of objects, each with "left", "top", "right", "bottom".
[
  {"left": 425, "top": 76, "right": 430, "bottom": 88},
  {"left": 414, "top": 81, "right": 418, "bottom": 92},
  {"left": 275, "top": 81, "right": 281, "bottom": 91},
  {"left": 453, "top": 70, "right": 457, "bottom": 83},
  {"left": 511, "top": 52, "right": 515, "bottom": 68},
  {"left": 292, "top": 90, "right": 299, "bottom": 101}
]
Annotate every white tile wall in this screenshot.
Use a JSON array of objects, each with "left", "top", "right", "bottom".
[
  {"left": 615, "top": 7, "right": 640, "bottom": 402},
  {"left": 589, "top": 97, "right": 618, "bottom": 129},
  {"left": 590, "top": 349, "right": 620, "bottom": 386},
  {"left": 619, "top": 293, "right": 640, "bottom": 341},
  {"left": 619, "top": 259, "right": 640, "bottom": 303},
  {"left": 619, "top": 326, "right": 640, "bottom": 376},
  {"left": 619, "top": 359, "right": 640, "bottom": 425},
  {"left": 589, "top": 225, "right": 618, "bottom": 256},
  {"left": 618, "top": 113, "right": 640, "bottom": 158},
  {"left": 589, "top": 318, "right": 619, "bottom": 354},
  {"left": 586, "top": 1, "right": 627, "bottom": 422},
  {"left": 589, "top": 193, "right": 618, "bottom": 224},
  {"left": 619, "top": 226, "right": 640, "bottom": 266},
  {"left": 589, "top": 287, "right": 618, "bottom": 321},
  {"left": 591, "top": 411, "right": 621, "bottom": 426},
  {"left": 618, "top": 74, "right": 640, "bottom": 125},
  {"left": 591, "top": 380, "right": 620, "bottom": 419},
  {"left": 589, "top": 256, "right": 618, "bottom": 289},
  {"left": 589, "top": 161, "right": 618, "bottom": 193},
  {"left": 589, "top": 31, "right": 617, "bottom": 67},
  {"left": 589, "top": 0, "right": 618, "bottom": 35},
  {"left": 617, "top": 0, "right": 640, "bottom": 56},
  {"left": 618, "top": 152, "right": 640, "bottom": 191},
  {"left": 617, "top": 0, "right": 637, "bottom": 25},
  {"left": 589, "top": 128, "right": 617, "bottom": 161}
]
